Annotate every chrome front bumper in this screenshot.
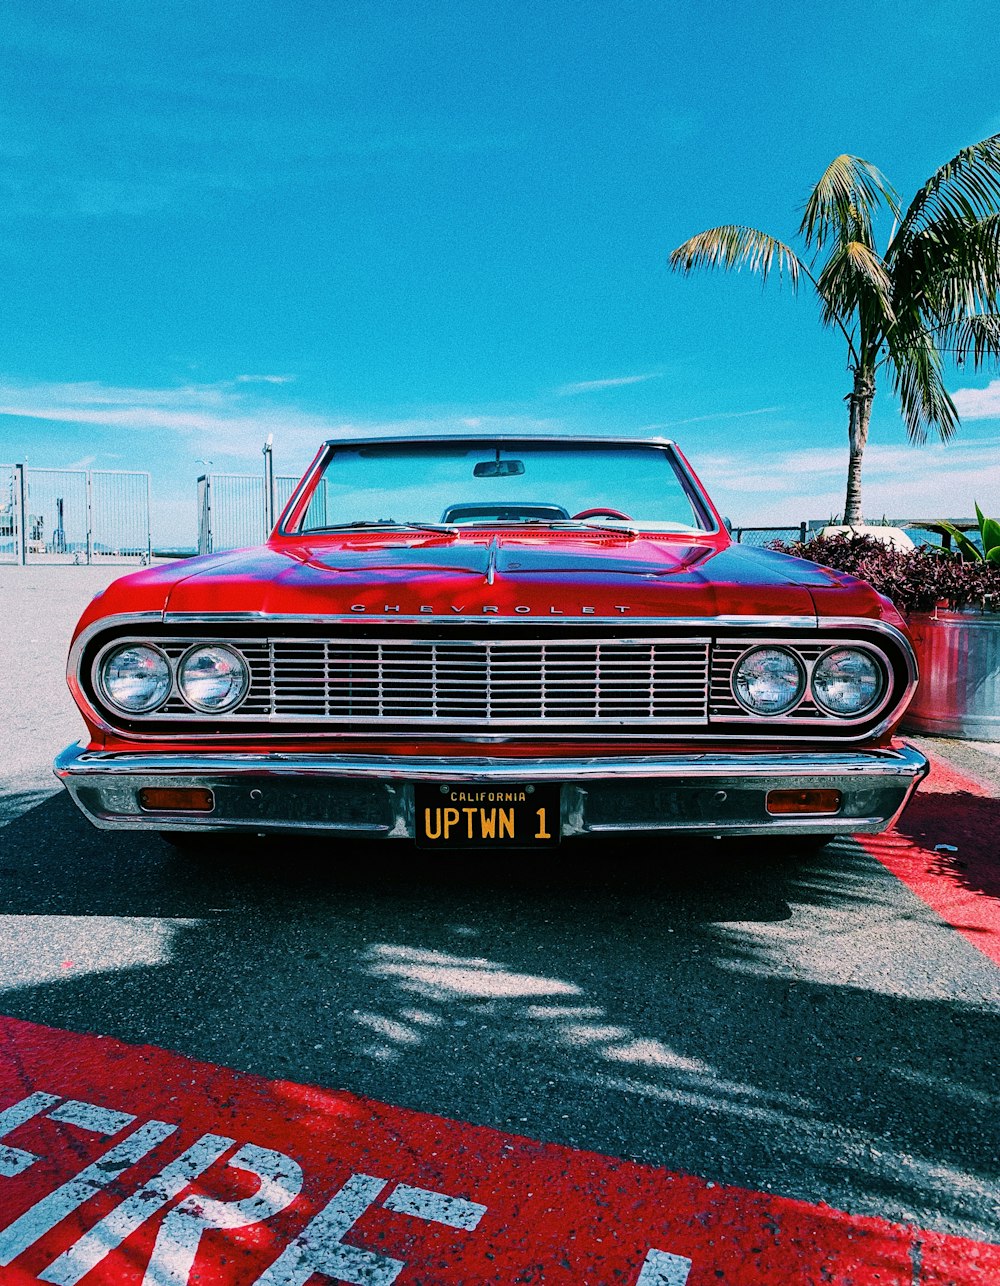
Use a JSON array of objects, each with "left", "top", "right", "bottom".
[{"left": 54, "top": 742, "right": 929, "bottom": 839}]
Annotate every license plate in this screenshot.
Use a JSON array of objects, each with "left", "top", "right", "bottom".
[{"left": 414, "top": 783, "right": 561, "bottom": 849}]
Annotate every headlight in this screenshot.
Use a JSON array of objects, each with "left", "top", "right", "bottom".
[
  {"left": 812, "top": 648, "right": 883, "bottom": 717},
  {"left": 100, "top": 645, "right": 171, "bottom": 713},
  {"left": 733, "top": 647, "right": 805, "bottom": 715},
  {"left": 178, "top": 645, "right": 249, "bottom": 712}
]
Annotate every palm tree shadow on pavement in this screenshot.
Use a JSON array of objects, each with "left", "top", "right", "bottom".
[{"left": 0, "top": 790, "right": 997, "bottom": 1243}]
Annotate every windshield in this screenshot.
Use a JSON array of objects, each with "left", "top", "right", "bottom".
[{"left": 295, "top": 441, "right": 711, "bottom": 533}]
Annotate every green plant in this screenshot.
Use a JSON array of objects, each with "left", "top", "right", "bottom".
[
  {"left": 939, "top": 504, "right": 1000, "bottom": 564},
  {"left": 670, "top": 141, "right": 1000, "bottom": 523}
]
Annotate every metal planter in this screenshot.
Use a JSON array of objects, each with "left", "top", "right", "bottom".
[{"left": 902, "top": 610, "right": 1000, "bottom": 741}]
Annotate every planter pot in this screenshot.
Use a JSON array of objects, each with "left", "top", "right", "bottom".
[{"left": 902, "top": 610, "right": 1000, "bottom": 741}]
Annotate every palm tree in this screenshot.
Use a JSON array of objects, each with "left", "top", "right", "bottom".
[{"left": 669, "top": 139, "right": 1000, "bottom": 522}]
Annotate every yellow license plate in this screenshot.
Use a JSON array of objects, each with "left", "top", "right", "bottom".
[{"left": 414, "top": 783, "right": 561, "bottom": 848}]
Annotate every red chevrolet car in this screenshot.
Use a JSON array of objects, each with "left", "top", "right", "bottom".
[{"left": 55, "top": 434, "right": 928, "bottom": 849}]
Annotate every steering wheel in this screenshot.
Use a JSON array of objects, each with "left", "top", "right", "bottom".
[{"left": 571, "top": 507, "right": 634, "bottom": 521}]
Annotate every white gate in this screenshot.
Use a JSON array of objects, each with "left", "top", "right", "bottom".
[{"left": 0, "top": 465, "right": 151, "bottom": 564}]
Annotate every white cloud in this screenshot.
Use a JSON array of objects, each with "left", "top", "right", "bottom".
[
  {"left": 951, "top": 379, "right": 1000, "bottom": 420},
  {"left": 0, "top": 375, "right": 564, "bottom": 464},
  {"left": 702, "top": 437, "right": 1000, "bottom": 526},
  {"left": 557, "top": 373, "right": 661, "bottom": 395},
  {"left": 235, "top": 374, "right": 296, "bottom": 385}
]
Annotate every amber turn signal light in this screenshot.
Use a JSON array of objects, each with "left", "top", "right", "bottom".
[
  {"left": 138, "top": 787, "right": 215, "bottom": 813},
  {"left": 766, "top": 789, "right": 842, "bottom": 816}
]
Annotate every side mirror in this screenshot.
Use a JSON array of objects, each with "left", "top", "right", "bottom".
[{"left": 723, "top": 516, "right": 733, "bottom": 533}]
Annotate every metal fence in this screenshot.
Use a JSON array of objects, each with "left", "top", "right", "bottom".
[
  {"left": 198, "top": 473, "right": 330, "bottom": 553},
  {"left": 731, "top": 524, "right": 810, "bottom": 547},
  {"left": 0, "top": 464, "right": 151, "bottom": 564}
]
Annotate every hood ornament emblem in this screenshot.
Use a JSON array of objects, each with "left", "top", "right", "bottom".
[{"left": 484, "top": 536, "right": 499, "bottom": 586}]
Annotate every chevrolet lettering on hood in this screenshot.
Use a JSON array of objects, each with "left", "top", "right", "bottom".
[
  {"left": 348, "top": 604, "right": 633, "bottom": 614},
  {"left": 56, "top": 432, "right": 928, "bottom": 850}
]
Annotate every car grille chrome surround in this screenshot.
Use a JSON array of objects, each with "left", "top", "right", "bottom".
[{"left": 76, "top": 616, "right": 917, "bottom": 741}]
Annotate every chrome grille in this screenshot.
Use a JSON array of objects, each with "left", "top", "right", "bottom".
[{"left": 154, "top": 636, "right": 711, "bottom": 726}]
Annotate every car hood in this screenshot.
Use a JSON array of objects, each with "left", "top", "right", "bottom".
[{"left": 86, "top": 533, "right": 891, "bottom": 625}]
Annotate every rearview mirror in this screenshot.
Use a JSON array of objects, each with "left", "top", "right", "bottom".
[{"left": 474, "top": 459, "right": 525, "bottom": 477}]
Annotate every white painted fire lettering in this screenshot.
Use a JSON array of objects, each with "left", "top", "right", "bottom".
[
  {"left": 47, "top": 1099, "right": 137, "bottom": 1136},
  {"left": 0, "top": 1092, "right": 61, "bottom": 1178},
  {"left": 634, "top": 1247, "right": 692, "bottom": 1285},
  {"left": 350, "top": 604, "right": 366, "bottom": 612},
  {"left": 254, "top": 1172, "right": 400, "bottom": 1286},
  {"left": 254, "top": 1173, "right": 486, "bottom": 1286},
  {"left": 139, "top": 1143, "right": 303, "bottom": 1286},
  {"left": 0, "top": 1118, "right": 178, "bottom": 1268},
  {"left": 38, "top": 1132, "right": 235, "bottom": 1285},
  {"left": 382, "top": 1182, "right": 486, "bottom": 1230}
]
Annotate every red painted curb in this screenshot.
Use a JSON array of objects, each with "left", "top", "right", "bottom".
[
  {"left": 0, "top": 1015, "right": 996, "bottom": 1284},
  {"left": 862, "top": 750, "right": 1000, "bottom": 968}
]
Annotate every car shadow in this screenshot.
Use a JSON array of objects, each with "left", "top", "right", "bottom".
[{"left": 0, "top": 791, "right": 997, "bottom": 1243}]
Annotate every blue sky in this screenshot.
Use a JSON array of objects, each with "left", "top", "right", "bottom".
[{"left": 0, "top": 0, "right": 998, "bottom": 544}]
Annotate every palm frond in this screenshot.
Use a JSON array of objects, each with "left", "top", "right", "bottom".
[
  {"left": 885, "top": 331, "right": 958, "bottom": 443},
  {"left": 799, "top": 155, "right": 900, "bottom": 249},
  {"left": 669, "top": 225, "right": 803, "bottom": 287},
  {"left": 893, "top": 134, "right": 1000, "bottom": 243},
  {"left": 817, "top": 240, "right": 895, "bottom": 332},
  {"left": 936, "top": 313, "right": 1000, "bottom": 368},
  {"left": 890, "top": 213, "right": 1000, "bottom": 320}
]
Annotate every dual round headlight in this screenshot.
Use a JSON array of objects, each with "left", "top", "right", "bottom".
[
  {"left": 811, "top": 647, "right": 883, "bottom": 716},
  {"left": 733, "top": 645, "right": 884, "bottom": 718},
  {"left": 99, "top": 644, "right": 249, "bottom": 714}
]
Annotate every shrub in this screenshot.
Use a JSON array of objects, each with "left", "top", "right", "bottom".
[{"left": 767, "top": 532, "right": 1000, "bottom": 614}]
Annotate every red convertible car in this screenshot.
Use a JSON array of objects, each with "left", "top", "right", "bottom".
[{"left": 55, "top": 434, "right": 928, "bottom": 849}]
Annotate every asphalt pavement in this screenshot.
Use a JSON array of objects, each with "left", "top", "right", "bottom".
[{"left": 0, "top": 563, "right": 998, "bottom": 1251}]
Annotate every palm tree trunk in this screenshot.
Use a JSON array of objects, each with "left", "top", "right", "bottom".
[{"left": 843, "top": 368, "right": 875, "bottom": 524}]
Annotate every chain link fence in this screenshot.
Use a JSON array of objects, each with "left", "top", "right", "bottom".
[
  {"left": 0, "top": 465, "right": 151, "bottom": 564},
  {"left": 730, "top": 524, "right": 811, "bottom": 547}
]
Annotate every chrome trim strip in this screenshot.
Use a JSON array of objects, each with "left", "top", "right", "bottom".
[
  {"left": 316, "top": 432, "right": 678, "bottom": 446},
  {"left": 55, "top": 741, "right": 931, "bottom": 782},
  {"left": 160, "top": 612, "right": 822, "bottom": 627}
]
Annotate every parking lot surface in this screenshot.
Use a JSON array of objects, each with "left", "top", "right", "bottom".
[{"left": 0, "top": 565, "right": 998, "bottom": 1282}]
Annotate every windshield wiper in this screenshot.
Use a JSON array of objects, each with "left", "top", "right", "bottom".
[
  {"left": 544, "top": 520, "right": 640, "bottom": 538},
  {"left": 307, "top": 519, "right": 460, "bottom": 535}
]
